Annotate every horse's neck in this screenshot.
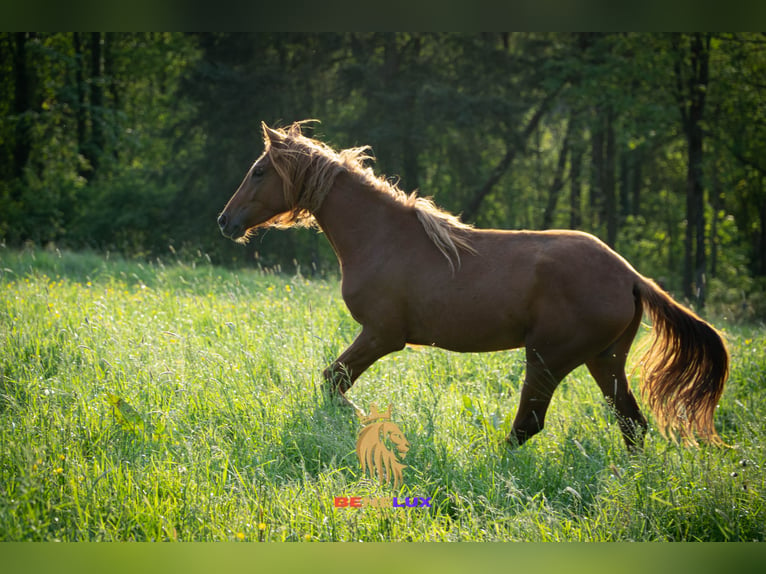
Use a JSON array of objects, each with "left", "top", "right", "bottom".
[{"left": 314, "top": 173, "right": 408, "bottom": 266}]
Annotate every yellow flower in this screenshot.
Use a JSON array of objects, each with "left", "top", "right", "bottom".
[
  {"left": 258, "top": 522, "right": 267, "bottom": 531},
  {"left": 236, "top": 531, "right": 245, "bottom": 541},
  {"left": 53, "top": 467, "right": 63, "bottom": 474}
]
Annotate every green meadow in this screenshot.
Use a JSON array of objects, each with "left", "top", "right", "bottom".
[{"left": 1, "top": 247, "right": 764, "bottom": 542}]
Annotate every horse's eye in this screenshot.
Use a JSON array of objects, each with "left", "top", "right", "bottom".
[{"left": 252, "top": 167, "right": 264, "bottom": 178}]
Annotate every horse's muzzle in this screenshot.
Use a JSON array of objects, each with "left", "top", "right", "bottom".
[{"left": 217, "top": 213, "right": 245, "bottom": 240}]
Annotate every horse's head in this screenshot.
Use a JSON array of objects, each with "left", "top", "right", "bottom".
[{"left": 217, "top": 123, "right": 293, "bottom": 242}]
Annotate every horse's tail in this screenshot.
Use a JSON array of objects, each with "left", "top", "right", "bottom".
[{"left": 634, "top": 278, "right": 729, "bottom": 445}]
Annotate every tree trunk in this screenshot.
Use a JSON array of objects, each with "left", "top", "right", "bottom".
[
  {"left": 12, "top": 32, "right": 32, "bottom": 183},
  {"left": 72, "top": 33, "right": 89, "bottom": 177},
  {"left": 688, "top": 128, "right": 706, "bottom": 304},
  {"left": 675, "top": 33, "right": 711, "bottom": 305},
  {"left": 89, "top": 32, "right": 104, "bottom": 174},
  {"left": 542, "top": 120, "right": 572, "bottom": 229},
  {"left": 104, "top": 32, "right": 119, "bottom": 162},
  {"left": 400, "top": 37, "right": 421, "bottom": 192},
  {"left": 759, "top": 176, "right": 766, "bottom": 276},
  {"left": 710, "top": 157, "right": 723, "bottom": 279},
  {"left": 589, "top": 110, "right": 604, "bottom": 231},
  {"left": 569, "top": 136, "right": 583, "bottom": 229},
  {"left": 619, "top": 150, "right": 630, "bottom": 217},
  {"left": 401, "top": 117, "right": 419, "bottom": 192},
  {"left": 631, "top": 147, "right": 642, "bottom": 216},
  {"left": 604, "top": 109, "right": 617, "bottom": 247}
]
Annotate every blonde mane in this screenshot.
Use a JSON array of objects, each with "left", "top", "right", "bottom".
[{"left": 266, "top": 121, "right": 475, "bottom": 271}]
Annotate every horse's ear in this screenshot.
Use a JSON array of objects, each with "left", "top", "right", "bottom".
[
  {"left": 287, "top": 122, "right": 303, "bottom": 138},
  {"left": 262, "top": 122, "right": 286, "bottom": 148}
]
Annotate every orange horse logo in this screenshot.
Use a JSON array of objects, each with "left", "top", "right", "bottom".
[{"left": 356, "top": 403, "right": 410, "bottom": 489}]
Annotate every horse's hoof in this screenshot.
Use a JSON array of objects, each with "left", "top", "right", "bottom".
[
  {"left": 324, "top": 389, "right": 362, "bottom": 415},
  {"left": 341, "top": 396, "right": 364, "bottom": 417},
  {"left": 504, "top": 431, "right": 526, "bottom": 450}
]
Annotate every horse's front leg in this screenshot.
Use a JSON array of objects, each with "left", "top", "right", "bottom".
[{"left": 322, "top": 326, "right": 405, "bottom": 412}]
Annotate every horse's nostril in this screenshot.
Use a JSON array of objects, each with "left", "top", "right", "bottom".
[{"left": 217, "top": 213, "right": 228, "bottom": 229}]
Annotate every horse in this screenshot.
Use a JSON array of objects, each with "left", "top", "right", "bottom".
[{"left": 217, "top": 120, "right": 729, "bottom": 451}]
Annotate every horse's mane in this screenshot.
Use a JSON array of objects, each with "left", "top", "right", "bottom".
[{"left": 266, "top": 121, "right": 475, "bottom": 271}]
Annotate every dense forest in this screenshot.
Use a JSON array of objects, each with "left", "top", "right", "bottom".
[{"left": 1, "top": 33, "right": 765, "bottom": 315}]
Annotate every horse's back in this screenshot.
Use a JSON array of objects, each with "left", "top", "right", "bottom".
[
  {"left": 508, "top": 230, "right": 642, "bottom": 347},
  {"left": 402, "top": 228, "right": 642, "bottom": 353}
]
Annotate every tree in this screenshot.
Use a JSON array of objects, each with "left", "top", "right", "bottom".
[
  {"left": 709, "top": 33, "right": 766, "bottom": 280},
  {"left": 2, "top": 31, "right": 765, "bottom": 318},
  {"left": 11, "top": 33, "right": 34, "bottom": 182},
  {"left": 541, "top": 115, "right": 572, "bottom": 229},
  {"left": 673, "top": 33, "right": 712, "bottom": 305}
]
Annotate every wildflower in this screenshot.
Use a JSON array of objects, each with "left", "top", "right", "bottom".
[
  {"left": 258, "top": 522, "right": 267, "bottom": 531},
  {"left": 236, "top": 531, "right": 245, "bottom": 541},
  {"left": 54, "top": 467, "right": 63, "bottom": 474}
]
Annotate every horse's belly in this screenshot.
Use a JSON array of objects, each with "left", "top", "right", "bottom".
[{"left": 405, "top": 302, "right": 526, "bottom": 352}]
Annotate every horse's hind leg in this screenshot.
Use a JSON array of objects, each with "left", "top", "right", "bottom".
[
  {"left": 506, "top": 346, "right": 568, "bottom": 447},
  {"left": 587, "top": 354, "right": 647, "bottom": 450},
  {"left": 586, "top": 307, "right": 648, "bottom": 450}
]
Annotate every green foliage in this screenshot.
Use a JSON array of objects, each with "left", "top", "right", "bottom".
[
  {"left": 1, "top": 248, "right": 764, "bottom": 541},
  {"left": 1, "top": 33, "right": 765, "bottom": 311},
  {"left": 0, "top": 32, "right": 202, "bottom": 255}
]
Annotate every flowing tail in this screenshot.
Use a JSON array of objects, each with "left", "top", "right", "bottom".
[{"left": 635, "top": 279, "right": 729, "bottom": 445}]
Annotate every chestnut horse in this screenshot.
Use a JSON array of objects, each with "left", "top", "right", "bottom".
[{"left": 218, "top": 121, "right": 729, "bottom": 450}]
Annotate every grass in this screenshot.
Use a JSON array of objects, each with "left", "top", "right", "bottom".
[{"left": 1, "top": 246, "right": 765, "bottom": 541}]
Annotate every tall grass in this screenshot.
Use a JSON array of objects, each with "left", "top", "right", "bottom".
[{"left": 1, "top": 247, "right": 764, "bottom": 541}]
